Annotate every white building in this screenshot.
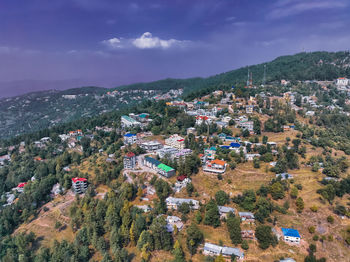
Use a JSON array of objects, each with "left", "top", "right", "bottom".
[
  {"left": 165, "top": 197, "right": 199, "bottom": 210},
  {"left": 121, "top": 115, "right": 141, "bottom": 128},
  {"left": 166, "top": 216, "right": 184, "bottom": 232},
  {"left": 140, "top": 141, "right": 163, "bottom": 152},
  {"left": 246, "top": 105, "right": 254, "bottom": 114},
  {"left": 165, "top": 134, "right": 185, "bottom": 150},
  {"left": 336, "top": 77, "right": 349, "bottom": 87},
  {"left": 124, "top": 133, "right": 137, "bottom": 145},
  {"left": 72, "top": 177, "right": 88, "bottom": 194},
  {"left": 203, "top": 243, "right": 244, "bottom": 260},
  {"left": 218, "top": 206, "right": 235, "bottom": 219},
  {"left": 281, "top": 228, "right": 301, "bottom": 244}
]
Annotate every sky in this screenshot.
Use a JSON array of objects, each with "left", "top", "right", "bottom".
[{"left": 1, "top": 0, "right": 350, "bottom": 96}]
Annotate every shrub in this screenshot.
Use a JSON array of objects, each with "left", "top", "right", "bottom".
[
  {"left": 308, "top": 226, "right": 315, "bottom": 234},
  {"left": 327, "top": 215, "right": 334, "bottom": 224},
  {"left": 310, "top": 206, "right": 318, "bottom": 212},
  {"left": 241, "top": 240, "right": 249, "bottom": 250},
  {"left": 313, "top": 235, "right": 319, "bottom": 241}
]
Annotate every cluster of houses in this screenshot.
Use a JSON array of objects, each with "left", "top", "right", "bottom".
[{"left": 143, "top": 157, "right": 176, "bottom": 178}]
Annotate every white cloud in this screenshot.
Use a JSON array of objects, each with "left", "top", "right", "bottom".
[
  {"left": 268, "top": 0, "right": 348, "bottom": 19},
  {"left": 132, "top": 32, "right": 183, "bottom": 49},
  {"left": 102, "top": 37, "right": 123, "bottom": 49},
  {"left": 102, "top": 32, "right": 190, "bottom": 50}
]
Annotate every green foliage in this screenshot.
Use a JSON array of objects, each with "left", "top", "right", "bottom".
[
  {"left": 204, "top": 199, "right": 221, "bottom": 228},
  {"left": 186, "top": 223, "right": 204, "bottom": 255},
  {"left": 215, "top": 190, "right": 229, "bottom": 206},
  {"left": 255, "top": 225, "right": 278, "bottom": 250},
  {"left": 226, "top": 213, "right": 242, "bottom": 245}
]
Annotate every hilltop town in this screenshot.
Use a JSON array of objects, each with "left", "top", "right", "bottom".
[{"left": 1, "top": 73, "right": 350, "bottom": 262}]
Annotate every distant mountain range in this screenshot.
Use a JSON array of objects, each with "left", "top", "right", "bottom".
[{"left": 1, "top": 51, "right": 350, "bottom": 140}]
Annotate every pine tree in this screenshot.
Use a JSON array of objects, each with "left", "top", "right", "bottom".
[
  {"left": 172, "top": 240, "right": 186, "bottom": 262},
  {"left": 227, "top": 214, "right": 242, "bottom": 244}
]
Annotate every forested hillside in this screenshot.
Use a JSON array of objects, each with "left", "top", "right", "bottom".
[
  {"left": 2, "top": 51, "right": 350, "bottom": 140},
  {"left": 117, "top": 51, "right": 350, "bottom": 94}
]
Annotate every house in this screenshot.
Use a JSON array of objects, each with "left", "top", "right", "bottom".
[
  {"left": 2, "top": 192, "right": 15, "bottom": 207},
  {"left": 157, "top": 163, "right": 176, "bottom": 178},
  {"left": 241, "top": 230, "right": 255, "bottom": 239},
  {"left": 124, "top": 152, "right": 136, "bottom": 169},
  {"left": 165, "top": 197, "right": 199, "bottom": 210},
  {"left": 276, "top": 173, "right": 293, "bottom": 180},
  {"left": 218, "top": 206, "right": 235, "bottom": 219},
  {"left": 157, "top": 146, "right": 179, "bottom": 159},
  {"left": 267, "top": 142, "right": 277, "bottom": 148},
  {"left": 174, "top": 149, "right": 193, "bottom": 160},
  {"left": 239, "top": 212, "right": 255, "bottom": 223},
  {"left": 72, "top": 177, "right": 88, "bottom": 194},
  {"left": 336, "top": 77, "right": 349, "bottom": 87},
  {"left": 143, "top": 157, "right": 175, "bottom": 178},
  {"left": 166, "top": 216, "right": 184, "bottom": 232},
  {"left": 281, "top": 228, "right": 301, "bottom": 244},
  {"left": 203, "top": 243, "right": 244, "bottom": 260},
  {"left": 124, "top": 133, "right": 137, "bottom": 145},
  {"left": 283, "top": 125, "right": 290, "bottom": 131},
  {"left": 246, "top": 105, "right": 254, "bottom": 114},
  {"left": 245, "top": 153, "right": 261, "bottom": 161},
  {"left": 0, "top": 154, "right": 11, "bottom": 166},
  {"left": 187, "top": 127, "right": 196, "bottom": 135},
  {"left": 204, "top": 147, "right": 217, "bottom": 160},
  {"left": 280, "top": 259, "right": 296, "bottom": 262},
  {"left": 15, "top": 182, "right": 28, "bottom": 193},
  {"left": 121, "top": 115, "right": 141, "bottom": 128},
  {"left": 174, "top": 178, "right": 191, "bottom": 193},
  {"left": 165, "top": 134, "right": 185, "bottom": 149},
  {"left": 281, "top": 79, "right": 290, "bottom": 86},
  {"left": 216, "top": 121, "right": 228, "bottom": 129},
  {"left": 196, "top": 115, "right": 209, "bottom": 125},
  {"left": 198, "top": 154, "right": 207, "bottom": 164},
  {"left": 305, "top": 111, "right": 315, "bottom": 116},
  {"left": 239, "top": 121, "right": 254, "bottom": 132},
  {"left": 203, "top": 159, "right": 227, "bottom": 174},
  {"left": 51, "top": 183, "right": 62, "bottom": 196},
  {"left": 230, "top": 142, "right": 241, "bottom": 149},
  {"left": 140, "top": 141, "right": 163, "bottom": 152},
  {"left": 135, "top": 205, "right": 152, "bottom": 213},
  {"left": 144, "top": 157, "right": 161, "bottom": 169}
]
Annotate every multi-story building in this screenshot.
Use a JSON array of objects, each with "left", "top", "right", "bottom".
[
  {"left": 72, "top": 177, "right": 88, "bottom": 194},
  {"left": 246, "top": 105, "right": 254, "bottom": 114},
  {"left": 124, "top": 152, "right": 136, "bottom": 169},
  {"left": 203, "top": 159, "right": 227, "bottom": 174},
  {"left": 140, "top": 141, "right": 163, "bottom": 152},
  {"left": 121, "top": 115, "right": 141, "bottom": 128},
  {"left": 336, "top": 77, "right": 349, "bottom": 87},
  {"left": 124, "top": 133, "right": 137, "bottom": 145},
  {"left": 165, "top": 134, "right": 185, "bottom": 150},
  {"left": 143, "top": 157, "right": 175, "bottom": 178}
]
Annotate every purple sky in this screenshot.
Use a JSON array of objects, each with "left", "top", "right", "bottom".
[{"left": 1, "top": 0, "right": 350, "bottom": 95}]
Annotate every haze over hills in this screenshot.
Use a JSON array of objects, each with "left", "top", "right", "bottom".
[{"left": 1, "top": 51, "right": 350, "bottom": 140}]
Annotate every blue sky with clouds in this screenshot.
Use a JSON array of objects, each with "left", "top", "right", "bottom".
[{"left": 0, "top": 0, "right": 350, "bottom": 91}]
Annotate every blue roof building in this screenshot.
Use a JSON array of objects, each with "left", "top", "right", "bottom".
[
  {"left": 124, "top": 133, "right": 136, "bottom": 137},
  {"left": 230, "top": 142, "right": 241, "bottom": 148},
  {"left": 281, "top": 228, "right": 301, "bottom": 244},
  {"left": 281, "top": 228, "right": 300, "bottom": 238}
]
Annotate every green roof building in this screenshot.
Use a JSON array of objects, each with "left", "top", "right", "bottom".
[{"left": 157, "top": 163, "right": 175, "bottom": 178}]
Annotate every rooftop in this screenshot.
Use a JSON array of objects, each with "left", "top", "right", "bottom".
[{"left": 281, "top": 228, "right": 301, "bottom": 238}]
